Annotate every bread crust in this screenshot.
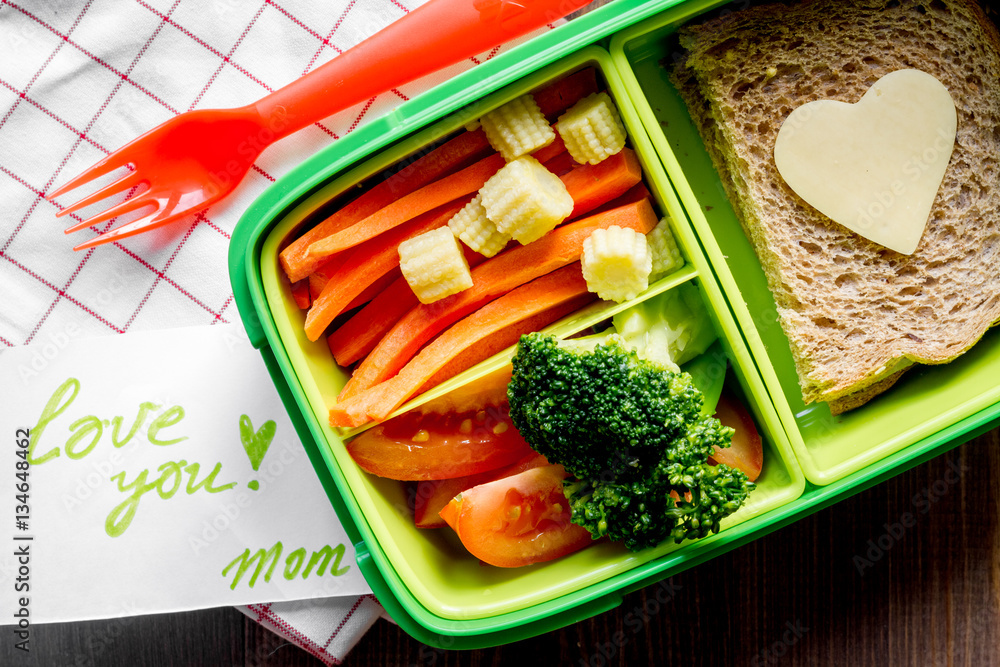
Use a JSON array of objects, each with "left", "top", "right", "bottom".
[{"left": 675, "top": 0, "right": 1000, "bottom": 409}]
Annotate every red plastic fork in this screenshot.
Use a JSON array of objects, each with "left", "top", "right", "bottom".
[{"left": 47, "top": 0, "right": 594, "bottom": 251}]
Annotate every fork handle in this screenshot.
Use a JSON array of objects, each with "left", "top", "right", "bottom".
[{"left": 253, "top": 0, "right": 593, "bottom": 140}]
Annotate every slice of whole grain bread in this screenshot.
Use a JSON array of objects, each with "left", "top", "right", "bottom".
[{"left": 674, "top": 0, "right": 1000, "bottom": 413}]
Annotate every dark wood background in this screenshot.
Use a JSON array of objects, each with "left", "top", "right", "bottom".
[
  {"left": 6, "top": 0, "right": 1000, "bottom": 664},
  {"left": 3, "top": 431, "right": 998, "bottom": 666}
]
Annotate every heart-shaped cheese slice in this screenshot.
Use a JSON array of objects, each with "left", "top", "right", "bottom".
[{"left": 774, "top": 69, "right": 956, "bottom": 255}]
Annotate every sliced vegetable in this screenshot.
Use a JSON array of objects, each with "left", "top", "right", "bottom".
[
  {"left": 711, "top": 393, "right": 764, "bottom": 482},
  {"left": 415, "top": 365, "right": 512, "bottom": 416},
  {"left": 447, "top": 194, "right": 510, "bottom": 258},
  {"left": 647, "top": 216, "right": 684, "bottom": 279},
  {"left": 533, "top": 68, "right": 599, "bottom": 121},
  {"left": 556, "top": 92, "right": 628, "bottom": 165},
  {"left": 308, "top": 259, "right": 340, "bottom": 302},
  {"left": 346, "top": 403, "right": 533, "bottom": 481},
  {"left": 418, "top": 294, "right": 594, "bottom": 393},
  {"left": 590, "top": 182, "right": 651, "bottom": 216},
  {"left": 315, "top": 269, "right": 401, "bottom": 314},
  {"left": 338, "top": 199, "right": 658, "bottom": 402},
  {"left": 290, "top": 280, "right": 310, "bottom": 310},
  {"left": 305, "top": 153, "right": 506, "bottom": 266},
  {"left": 480, "top": 94, "right": 555, "bottom": 161},
  {"left": 331, "top": 264, "right": 595, "bottom": 426},
  {"left": 480, "top": 155, "right": 574, "bottom": 244},
  {"left": 304, "top": 201, "right": 466, "bottom": 337},
  {"left": 541, "top": 149, "right": 577, "bottom": 177},
  {"left": 561, "top": 148, "right": 642, "bottom": 219},
  {"left": 345, "top": 267, "right": 402, "bottom": 312},
  {"left": 413, "top": 451, "right": 549, "bottom": 529},
  {"left": 280, "top": 128, "right": 492, "bottom": 282},
  {"left": 532, "top": 132, "right": 566, "bottom": 165},
  {"left": 309, "top": 256, "right": 403, "bottom": 311},
  {"left": 326, "top": 250, "right": 489, "bottom": 367},
  {"left": 398, "top": 226, "right": 474, "bottom": 304},
  {"left": 327, "top": 276, "right": 421, "bottom": 367},
  {"left": 440, "top": 465, "right": 594, "bottom": 567},
  {"left": 580, "top": 224, "right": 652, "bottom": 303}
]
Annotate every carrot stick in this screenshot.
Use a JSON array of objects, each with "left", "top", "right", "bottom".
[
  {"left": 282, "top": 69, "right": 599, "bottom": 284},
  {"left": 303, "top": 199, "right": 467, "bottom": 338},
  {"left": 281, "top": 128, "right": 493, "bottom": 282},
  {"left": 305, "top": 154, "right": 505, "bottom": 265},
  {"left": 308, "top": 258, "right": 342, "bottom": 301},
  {"left": 325, "top": 161, "right": 640, "bottom": 363},
  {"left": 330, "top": 265, "right": 594, "bottom": 426},
  {"left": 534, "top": 68, "right": 599, "bottom": 121},
  {"left": 305, "top": 148, "right": 642, "bottom": 340},
  {"left": 590, "top": 182, "right": 652, "bottom": 216},
  {"left": 345, "top": 267, "right": 401, "bottom": 312},
  {"left": 310, "top": 261, "right": 400, "bottom": 311},
  {"left": 327, "top": 247, "right": 488, "bottom": 366},
  {"left": 532, "top": 132, "right": 565, "bottom": 164},
  {"left": 338, "top": 198, "right": 658, "bottom": 401},
  {"left": 561, "top": 148, "right": 642, "bottom": 219},
  {"left": 332, "top": 180, "right": 652, "bottom": 370},
  {"left": 328, "top": 277, "right": 417, "bottom": 366},
  {"left": 290, "top": 280, "right": 311, "bottom": 310},
  {"left": 418, "top": 292, "right": 595, "bottom": 393},
  {"left": 543, "top": 150, "right": 577, "bottom": 177}
]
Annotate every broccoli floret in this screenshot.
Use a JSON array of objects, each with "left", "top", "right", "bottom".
[
  {"left": 508, "top": 331, "right": 753, "bottom": 551},
  {"left": 556, "top": 284, "right": 718, "bottom": 375},
  {"left": 565, "top": 461, "right": 751, "bottom": 551},
  {"left": 612, "top": 282, "right": 717, "bottom": 370}
]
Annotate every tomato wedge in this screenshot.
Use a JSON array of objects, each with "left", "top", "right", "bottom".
[
  {"left": 413, "top": 452, "right": 549, "bottom": 528},
  {"left": 711, "top": 393, "right": 764, "bottom": 482},
  {"left": 440, "top": 465, "right": 594, "bottom": 567},
  {"left": 347, "top": 402, "right": 533, "bottom": 481}
]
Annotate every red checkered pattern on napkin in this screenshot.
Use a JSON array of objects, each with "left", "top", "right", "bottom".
[
  {"left": 242, "top": 596, "right": 390, "bottom": 666},
  {"left": 0, "top": 0, "right": 559, "bottom": 662}
]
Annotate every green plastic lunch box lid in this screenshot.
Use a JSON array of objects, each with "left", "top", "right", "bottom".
[{"left": 229, "top": 0, "right": 1000, "bottom": 649}]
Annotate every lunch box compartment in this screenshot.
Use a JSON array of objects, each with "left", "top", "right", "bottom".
[
  {"left": 610, "top": 0, "right": 1000, "bottom": 485},
  {"left": 232, "top": 37, "right": 804, "bottom": 647},
  {"left": 230, "top": 0, "right": 1000, "bottom": 649}
]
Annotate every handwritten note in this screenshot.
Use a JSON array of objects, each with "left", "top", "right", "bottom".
[{"left": 0, "top": 324, "right": 371, "bottom": 624}]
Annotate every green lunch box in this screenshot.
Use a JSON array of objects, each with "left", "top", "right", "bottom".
[{"left": 229, "top": 0, "right": 1000, "bottom": 648}]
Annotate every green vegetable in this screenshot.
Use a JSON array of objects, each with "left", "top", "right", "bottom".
[
  {"left": 612, "top": 282, "right": 717, "bottom": 371},
  {"left": 557, "top": 283, "right": 718, "bottom": 370},
  {"left": 508, "top": 330, "right": 753, "bottom": 551}
]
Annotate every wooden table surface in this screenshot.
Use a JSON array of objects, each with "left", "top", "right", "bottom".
[{"left": 4, "top": 429, "right": 997, "bottom": 666}]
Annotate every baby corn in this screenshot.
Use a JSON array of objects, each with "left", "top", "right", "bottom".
[
  {"left": 398, "top": 227, "right": 474, "bottom": 304},
  {"left": 556, "top": 92, "right": 627, "bottom": 165},
  {"left": 647, "top": 216, "right": 684, "bottom": 278},
  {"left": 479, "top": 156, "right": 574, "bottom": 244},
  {"left": 448, "top": 194, "right": 510, "bottom": 258},
  {"left": 580, "top": 225, "right": 652, "bottom": 303},
  {"left": 480, "top": 94, "right": 556, "bottom": 161}
]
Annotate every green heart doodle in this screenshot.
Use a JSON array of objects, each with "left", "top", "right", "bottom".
[{"left": 239, "top": 414, "right": 276, "bottom": 491}]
